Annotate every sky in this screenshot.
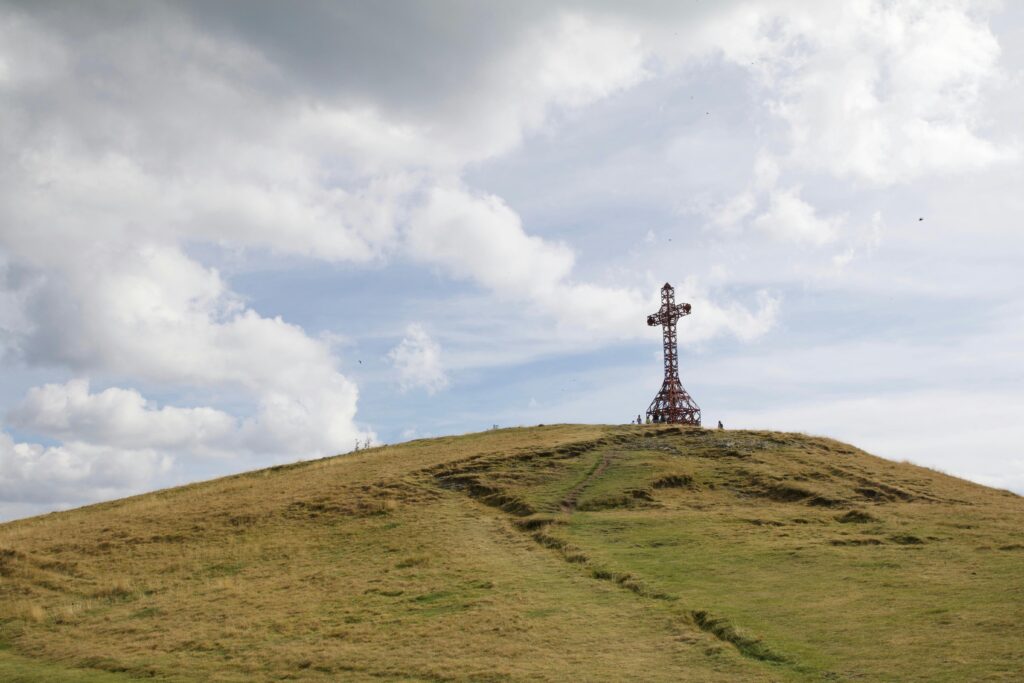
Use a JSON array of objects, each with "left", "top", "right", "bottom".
[{"left": 1, "top": 0, "right": 1022, "bottom": 521}]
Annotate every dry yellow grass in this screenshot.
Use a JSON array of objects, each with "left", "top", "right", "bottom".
[{"left": 1, "top": 424, "right": 1022, "bottom": 681}]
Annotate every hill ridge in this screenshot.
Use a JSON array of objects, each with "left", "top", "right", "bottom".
[{"left": 1, "top": 424, "right": 1022, "bottom": 682}]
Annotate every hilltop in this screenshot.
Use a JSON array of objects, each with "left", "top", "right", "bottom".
[{"left": 1, "top": 424, "right": 1022, "bottom": 682}]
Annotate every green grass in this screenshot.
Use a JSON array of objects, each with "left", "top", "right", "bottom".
[
  {"left": 1, "top": 424, "right": 1022, "bottom": 681},
  {"left": 0, "top": 643, "right": 140, "bottom": 682}
]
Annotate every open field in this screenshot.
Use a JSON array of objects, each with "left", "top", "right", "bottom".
[{"left": 1, "top": 424, "right": 1022, "bottom": 681}]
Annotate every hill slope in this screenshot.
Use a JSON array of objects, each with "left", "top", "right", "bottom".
[{"left": 1, "top": 424, "right": 1022, "bottom": 682}]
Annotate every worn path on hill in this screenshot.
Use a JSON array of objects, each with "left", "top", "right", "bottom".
[{"left": 560, "top": 451, "right": 617, "bottom": 512}]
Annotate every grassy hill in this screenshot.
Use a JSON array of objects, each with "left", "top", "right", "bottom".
[{"left": 1, "top": 424, "right": 1022, "bottom": 682}]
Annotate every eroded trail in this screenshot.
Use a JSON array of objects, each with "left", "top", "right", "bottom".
[
  {"left": 430, "top": 437, "right": 795, "bottom": 672},
  {"left": 560, "top": 451, "right": 616, "bottom": 512}
]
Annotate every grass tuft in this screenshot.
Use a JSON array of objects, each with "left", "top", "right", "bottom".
[{"left": 835, "top": 510, "right": 878, "bottom": 524}]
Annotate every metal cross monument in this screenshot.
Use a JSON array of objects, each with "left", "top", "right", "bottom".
[{"left": 645, "top": 282, "right": 701, "bottom": 425}]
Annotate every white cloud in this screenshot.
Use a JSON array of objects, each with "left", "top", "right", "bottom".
[
  {"left": 8, "top": 379, "right": 235, "bottom": 453},
  {"left": 407, "top": 185, "right": 575, "bottom": 299},
  {"left": 695, "top": 1, "right": 1013, "bottom": 267},
  {"left": 13, "top": 246, "right": 358, "bottom": 405},
  {"left": 753, "top": 186, "right": 843, "bottom": 246},
  {"left": 439, "top": 13, "right": 652, "bottom": 163},
  {"left": 752, "top": 152, "right": 780, "bottom": 190},
  {"left": 717, "top": 1, "right": 1016, "bottom": 184},
  {"left": 1, "top": 4, "right": 775, "bottom": 374},
  {"left": 6, "top": 376, "right": 365, "bottom": 460},
  {"left": 0, "top": 256, "right": 32, "bottom": 363},
  {"left": 409, "top": 183, "right": 779, "bottom": 341},
  {"left": 0, "top": 243, "right": 371, "bottom": 513},
  {"left": 0, "top": 9, "right": 67, "bottom": 88},
  {"left": 0, "top": 372, "right": 370, "bottom": 516},
  {"left": 388, "top": 324, "right": 449, "bottom": 394},
  {"left": 0, "top": 430, "right": 172, "bottom": 515},
  {"left": 709, "top": 192, "right": 756, "bottom": 232},
  {"left": 0, "top": 6, "right": 672, "bottom": 517},
  {"left": 682, "top": 289, "right": 780, "bottom": 345}
]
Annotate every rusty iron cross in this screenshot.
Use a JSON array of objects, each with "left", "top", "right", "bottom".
[{"left": 645, "top": 282, "right": 701, "bottom": 425}]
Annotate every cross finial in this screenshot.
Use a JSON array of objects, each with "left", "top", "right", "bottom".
[{"left": 647, "top": 282, "right": 691, "bottom": 329}]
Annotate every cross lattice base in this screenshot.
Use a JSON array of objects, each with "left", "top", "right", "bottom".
[{"left": 646, "top": 379, "right": 701, "bottom": 425}]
